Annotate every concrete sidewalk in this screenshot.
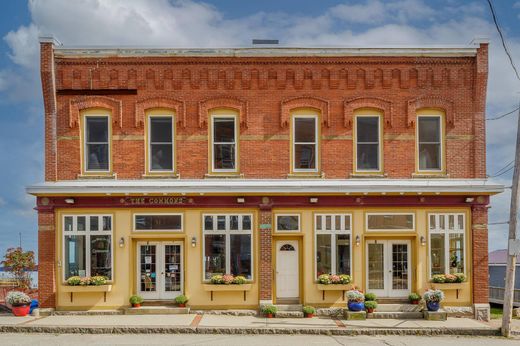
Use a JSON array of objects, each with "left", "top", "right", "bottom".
[{"left": 0, "top": 313, "right": 508, "bottom": 336}]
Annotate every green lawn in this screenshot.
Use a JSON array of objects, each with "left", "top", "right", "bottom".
[{"left": 490, "top": 304, "right": 519, "bottom": 320}]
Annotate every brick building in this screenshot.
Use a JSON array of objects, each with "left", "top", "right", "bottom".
[{"left": 27, "top": 36, "right": 502, "bottom": 320}]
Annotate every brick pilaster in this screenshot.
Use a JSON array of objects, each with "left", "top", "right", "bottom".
[
  {"left": 38, "top": 211, "right": 56, "bottom": 308},
  {"left": 471, "top": 205, "right": 489, "bottom": 304},
  {"left": 259, "top": 208, "right": 273, "bottom": 301}
]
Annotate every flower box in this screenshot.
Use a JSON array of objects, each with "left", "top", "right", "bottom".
[
  {"left": 431, "top": 282, "right": 468, "bottom": 299},
  {"left": 61, "top": 285, "right": 112, "bottom": 303},
  {"left": 203, "top": 283, "right": 252, "bottom": 301},
  {"left": 316, "top": 284, "right": 352, "bottom": 300}
]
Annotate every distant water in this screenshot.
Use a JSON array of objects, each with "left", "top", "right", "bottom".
[{"left": 0, "top": 271, "right": 38, "bottom": 288}]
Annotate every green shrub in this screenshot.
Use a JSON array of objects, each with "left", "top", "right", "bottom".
[
  {"left": 408, "top": 292, "right": 421, "bottom": 302},
  {"left": 346, "top": 290, "right": 364, "bottom": 302},
  {"left": 364, "top": 301, "right": 377, "bottom": 310},
  {"left": 364, "top": 293, "right": 377, "bottom": 301},
  {"left": 129, "top": 295, "right": 143, "bottom": 305},
  {"left": 423, "top": 289, "right": 444, "bottom": 302},
  {"left": 261, "top": 304, "right": 277, "bottom": 315},
  {"left": 174, "top": 294, "right": 189, "bottom": 304},
  {"left": 302, "top": 306, "right": 316, "bottom": 314}
]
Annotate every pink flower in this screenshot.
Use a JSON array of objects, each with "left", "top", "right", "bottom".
[
  {"left": 222, "top": 274, "right": 234, "bottom": 284},
  {"left": 330, "top": 275, "right": 340, "bottom": 284}
]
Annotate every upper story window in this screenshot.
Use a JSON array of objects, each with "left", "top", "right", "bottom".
[
  {"left": 355, "top": 114, "right": 381, "bottom": 172},
  {"left": 292, "top": 114, "right": 318, "bottom": 172},
  {"left": 211, "top": 113, "right": 238, "bottom": 173},
  {"left": 84, "top": 113, "right": 110, "bottom": 173},
  {"left": 417, "top": 113, "right": 444, "bottom": 172},
  {"left": 147, "top": 112, "right": 175, "bottom": 173}
]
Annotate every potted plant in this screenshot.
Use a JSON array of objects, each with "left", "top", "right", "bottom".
[
  {"left": 364, "top": 292, "right": 376, "bottom": 302},
  {"left": 302, "top": 305, "right": 316, "bottom": 318},
  {"left": 408, "top": 292, "right": 421, "bottom": 305},
  {"left": 6, "top": 291, "right": 32, "bottom": 317},
  {"left": 175, "top": 294, "right": 189, "bottom": 307},
  {"left": 423, "top": 289, "right": 444, "bottom": 311},
  {"left": 129, "top": 295, "right": 143, "bottom": 308},
  {"left": 261, "top": 304, "right": 277, "bottom": 318},
  {"left": 364, "top": 300, "right": 377, "bottom": 313},
  {"left": 346, "top": 290, "right": 365, "bottom": 311}
]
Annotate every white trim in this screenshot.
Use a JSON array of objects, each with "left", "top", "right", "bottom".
[
  {"left": 133, "top": 213, "right": 183, "bottom": 232},
  {"left": 417, "top": 114, "right": 443, "bottom": 173},
  {"left": 210, "top": 114, "right": 238, "bottom": 173},
  {"left": 275, "top": 239, "right": 300, "bottom": 299},
  {"left": 366, "top": 212, "right": 416, "bottom": 232},
  {"left": 275, "top": 214, "right": 301, "bottom": 232},
  {"left": 26, "top": 178, "right": 505, "bottom": 195},
  {"left": 148, "top": 113, "right": 175, "bottom": 173},
  {"left": 355, "top": 114, "right": 382, "bottom": 173},
  {"left": 292, "top": 114, "right": 319, "bottom": 173},
  {"left": 314, "top": 214, "right": 352, "bottom": 279},
  {"left": 84, "top": 114, "right": 111, "bottom": 173}
]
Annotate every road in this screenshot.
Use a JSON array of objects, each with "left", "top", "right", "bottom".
[{"left": 0, "top": 333, "right": 518, "bottom": 345}]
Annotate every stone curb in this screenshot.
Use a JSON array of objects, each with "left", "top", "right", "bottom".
[{"left": 0, "top": 325, "right": 501, "bottom": 336}]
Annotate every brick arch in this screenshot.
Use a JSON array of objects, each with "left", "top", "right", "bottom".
[
  {"left": 198, "top": 96, "right": 248, "bottom": 129},
  {"left": 280, "top": 96, "right": 330, "bottom": 129},
  {"left": 343, "top": 97, "right": 392, "bottom": 128},
  {"left": 407, "top": 96, "right": 454, "bottom": 128},
  {"left": 135, "top": 97, "right": 186, "bottom": 128},
  {"left": 69, "top": 96, "right": 122, "bottom": 128}
]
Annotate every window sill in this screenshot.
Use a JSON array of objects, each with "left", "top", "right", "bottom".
[
  {"left": 202, "top": 283, "right": 252, "bottom": 291},
  {"left": 61, "top": 284, "right": 112, "bottom": 293},
  {"left": 316, "top": 283, "right": 352, "bottom": 291},
  {"left": 142, "top": 173, "right": 180, "bottom": 179},
  {"left": 204, "top": 173, "right": 244, "bottom": 179},
  {"left": 287, "top": 172, "right": 325, "bottom": 179},
  {"left": 412, "top": 172, "right": 449, "bottom": 178},
  {"left": 77, "top": 173, "right": 116, "bottom": 180},
  {"left": 349, "top": 173, "right": 387, "bottom": 178}
]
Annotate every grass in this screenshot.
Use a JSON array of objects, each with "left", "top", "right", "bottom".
[{"left": 490, "top": 304, "right": 520, "bottom": 320}]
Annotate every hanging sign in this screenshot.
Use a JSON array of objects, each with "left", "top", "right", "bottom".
[{"left": 120, "top": 197, "right": 193, "bottom": 206}]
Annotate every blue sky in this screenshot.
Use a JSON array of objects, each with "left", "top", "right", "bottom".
[{"left": 0, "top": 0, "right": 519, "bottom": 259}]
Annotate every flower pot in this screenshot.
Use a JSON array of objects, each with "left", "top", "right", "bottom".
[
  {"left": 411, "top": 300, "right": 419, "bottom": 305},
  {"left": 304, "top": 313, "right": 313, "bottom": 318},
  {"left": 265, "top": 313, "right": 273, "bottom": 318},
  {"left": 366, "top": 308, "right": 374, "bottom": 313},
  {"left": 11, "top": 305, "right": 30, "bottom": 317},
  {"left": 426, "top": 301, "right": 440, "bottom": 312},
  {"left": 132, "top": 303, "right": 141, "bottom": 308},
  {"left": 178, "top": 303, "right": 186, "bottom": 308},
  {"left": 347, "top": 301, "right": 365, "bottom": 312}
]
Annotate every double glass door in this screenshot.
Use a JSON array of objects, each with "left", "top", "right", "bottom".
[
  {"left": 137, "top": 241, "right": 183, "bottom": 300},
  {"left": 366, "top": 240, "right": 410, "bottom": 297}
]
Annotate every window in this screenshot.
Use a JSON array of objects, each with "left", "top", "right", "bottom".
[
  {"left": 355, "top": 115, "right": 381, "bottom": 172},
  {"left": 148, "top": 115, "right": 175, "bottom": 172},
  {"left": 293, "top": 115, "right": 318, "bottom": 172},
  {"left": 315, "top": 214, "right": 352, "bottom": 278},
  {"left": 211, "top": 115, "right": 237, "bottom": 172},
  {"left": 429, "top": 213, "right": 465, "bottom": 276},
  {"left": 275, "top": 214, "right": 300, "bottom": 232},
  {"left": 84, "top": 115, "right": 110, "bottom": 172},
  {"left": 134, "top": 214, "right": 182, "bottom": 231},
  {"left": 417, "top": 115, "right": 443, "bottom": 171},
  {"left": 367, "top": 213, "right": 414, "bottom": 231},
  {"left": 63, "top": 215, "right": 113, "bottom": 280},
  {"left": 203, "top": 214, "right": 252, "bottom": 280}
]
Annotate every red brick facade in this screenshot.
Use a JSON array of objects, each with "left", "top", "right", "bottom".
[
  {"left": 37, "top": 211, "right": 56, "bottom": 308},
  {"left": 471, "top": 205, "right": 489, "bottom": 304}
]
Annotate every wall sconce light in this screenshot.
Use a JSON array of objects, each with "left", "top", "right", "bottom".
[
  {"left": 420, "top": 236, "right": 426, "bottom": 246},
  {"left": 64, "top": 198, "right": 75, "bottom": 204},
  {"left": 118, "top": 237, "right": 125, "bottom": 248},
  {"left": 465, "top": 197, "right": 475, "bottom": 203},
  {"left": 355, "top": 235, "right": 360, "bottom": 246},
  {"left": 191, "top": 236, "right": 197, "bottom": 248},
  {"left": 237, "top": 197, "right": 245, "bottom": 203},
  {"left": 309, "top": 197, "right": 318, "bottom": 204}
]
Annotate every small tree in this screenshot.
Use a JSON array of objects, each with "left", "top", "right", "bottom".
[{"left": 1, "top": 247, "right": 36, "bottom": 289}]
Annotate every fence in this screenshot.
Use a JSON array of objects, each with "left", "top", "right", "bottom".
[{"left": 489, "top": 286, "right": 520, "bottom": 307}]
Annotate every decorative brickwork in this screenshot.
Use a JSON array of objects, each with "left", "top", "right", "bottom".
[
  {"left": 69, "top": 95, "right": 122, "bottom": 128},
  {"left": 280, "top": 96, "right": 330, "bottom": 128},
  {"left": 344, "top": 97, "right": 393, "bottom": 128},
  {"left": 471, "top": 205, "right": 489, "bottom": 304},
  {"left": 198, "top": 96, "right": 248, "bottom": 129},
  {"left": 135, "top": 96, "right": 185, "bottom": 128},
  {"left": 259, "top": 208, "right": 273, "bottom": 301},
  {"left": 406, "top": 96, "right": 454, "bottom": 128},
  {"left": 38, "top": 211, "right": 56, "bottom": 308}
]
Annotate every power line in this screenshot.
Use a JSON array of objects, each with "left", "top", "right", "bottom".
[
  {"left": 486, "top": 0, "right": 520, "bottom": 82},
  {"left": 492, "top": 165, "right": 514, "bottom": 178},
  {"left": 491, "top": 159, "right": 514, "bottom": 176},
  {"left": 489, "top": 221, "right": 509, "bottom": 226},
  {"left": 486, "top": 107, "right": 520, "bottom": 121}
]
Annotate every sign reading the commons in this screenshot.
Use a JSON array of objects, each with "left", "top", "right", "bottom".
[{"left": 120, "top": 197, "right": 193, "bottom": 205}]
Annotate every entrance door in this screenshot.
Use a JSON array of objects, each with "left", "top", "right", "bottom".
[
  {"left": 366, "top": 240, "right": 410, "bottom": 297},
  {"left": 137, "top": 241, "right": 183, "bottom": 300},
  {"left": 276, "top": 240, "right": 299, "bottom": 300}
]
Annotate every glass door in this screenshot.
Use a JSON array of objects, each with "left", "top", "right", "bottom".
[
  {"left": 163, "top": 243, "right": 182, "bottom": 300},
  {"left": 138, "top": 243, "right": 158, "bottom": 300}
]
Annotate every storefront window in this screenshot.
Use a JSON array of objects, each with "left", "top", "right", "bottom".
[
  {"left": 275, "top": 214, "right": 300, "bottom": 232},
  {"left": 203, "top": 214, "right": 253, "bottom": 280},
  {"left": 315, "top": 214, "right": 351, "bottom": 278},
  {"left": 428, "top": 213, "right": 465, "bottom": 276}
]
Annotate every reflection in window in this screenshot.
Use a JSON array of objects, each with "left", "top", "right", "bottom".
[
  {"left": 150, "top": 116, "right": 174, "bottom": 171},
  {"left": 204, "top": 234, "right": 226, "bottom": 279},
  {"left": 418, "top": 116, "right": 442, "bottom": 171},
  {"left": 85, "top": 116, "right": 109, "bottom": 171},
  {"left": 356, "top": 116, "right": 380, "bottom": 171},
  {"left": 276, "top": 215, "right": 300, "bottom": 231},
  {"left": 212, "top": 117, "right": 236, "bottom": 171},
  {"left": 135, "top": 214, "right": 182, "bottom": 231},
  {"left": 367, "top": 214, "right": 414, "bottom": 230},
  {"left": 293, "top": 116, "right": 317, "bottom": 171},
  {"left": 429, "top": 214, "right": 465, "bottom": 276},
  {"left": 315, "top": 214, "right": 351, "bottom": 278}
]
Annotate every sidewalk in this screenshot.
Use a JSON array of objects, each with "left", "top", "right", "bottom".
[{"left": 0, "top": 313, "right": 508, "bottom": 336}]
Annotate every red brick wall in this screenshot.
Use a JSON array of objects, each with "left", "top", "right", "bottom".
[
  {"left": 471, "top": 205, "right": 489, "bottom": 304},
  {"left": 40, "top": 43, "right": 488, "bottom": 181},
  {"left": 259, "top": 208, "right": 273, "bottom": 301},
  {"left": 38, "top": 211, "right": 56, "bottom": 308}
]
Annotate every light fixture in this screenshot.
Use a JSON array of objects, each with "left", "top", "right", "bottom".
[
  {"left": 118, "top": 237, "right": 125, "bottom": 248},
  {"left": 355, "top": 235, "right": 361, "bottom": 246},
  {"left": 64, "top": 198, "right": 75, "bottom": 204},
  {"left": 237, "top": 197, "right": 245, "bottom": 203},
  {"left": 309, "top": 197, "right": 318, "bottom": 204},
  {"left": 191, "top": 236, "right": 197, "bottom": 248},
  {"left": 465, "top": 197, "right": 475, "bottom": 203},
  {"left": 420, "top": 236, "right": 426, "bottom": 246}
]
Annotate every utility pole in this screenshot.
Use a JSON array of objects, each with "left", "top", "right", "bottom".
[{"left": 502, "top": 98, "right": 520, "bottom": 337}]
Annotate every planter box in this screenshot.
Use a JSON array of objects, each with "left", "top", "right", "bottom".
[
  {"left": 61, "top": 285, "right": 112, "bottom": 303},
  {"left": 316, "top": 284, "right": 352, "bottom": 301},
  {"left": 431, "top": 282, "right": 468, "bottom": 299},
  {"left": 203, "top": 284, "right": 252, "bottom": 302}
]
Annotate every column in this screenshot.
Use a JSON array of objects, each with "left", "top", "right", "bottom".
[
  {"left": 259, "top": 206, "right": 273, "bottom": 304},
  {"left": 471, "top": 204, "right": 490, "bottom": 321},
  {"left": 38, "top": 210, "right": 56, "bottom": 309}
]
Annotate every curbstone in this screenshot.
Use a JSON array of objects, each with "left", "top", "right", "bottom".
[{"left": 344, "top": 310, "right": 366, "bottom": 320}]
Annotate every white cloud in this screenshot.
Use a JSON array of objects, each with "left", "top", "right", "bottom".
[{"left": 0, "top": 197, "right": 6, "bottom": 207}]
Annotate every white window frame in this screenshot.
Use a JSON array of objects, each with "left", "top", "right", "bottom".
[
  {"left": 202, "top": 214, "right": 253, "bottom": 281},
  {"left": 417, "top": 114, "right": 443, "bottom": 172},
  {"left": 148, "top": 113, "right": 175, "bottom": 173},
  {"left": 292, "top": 114, "right": 319, "bottom": 173},
  {"left": 62, "top": 214, "right": 113, "bottom": 282},
  {"left": 354, "top": 114, "right": 381, "bottom": 172},
  {"left": 314, "top": 214, "right": 352, "bottom": 279},
  {"left": 133, "top": 213, "right": 183, "bottom": 232},
  {"left": 275, "top": 214, "right": 301, "bottom": 232},
  {"left": 427, "top": 213, "right": 466, "bottom": 278},
  {"left": 366, "top": 212, "right": 415, "bottom": 232},
  {"left": 210, "top": 114, "right": 238, "bottom": 173},
  {"left": 83, "top": 114, "right": 111, "bottom": 173}
]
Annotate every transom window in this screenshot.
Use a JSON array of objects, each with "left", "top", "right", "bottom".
[
  {"left": 211, "top": 115, "right": 237, "bottom": 172},
  {"left": 366, "top": 213, "right": 415, "bottom": 231},
  {"left": 417, "top": 115, "right": 443, "bottom": 171},
  {"left": 429, "top": 213, "right": 465, "bottom": 276},
  {"left": 315, "top": 214, "right": 352, "bottom": 278},
  {"left": 148, "top": 115, "right": 175, "bottom": 172},
  {"left": 84, "top": 115, "right": 110, "bottom": 172},
  {"left": 275, "top": 214, "right": 300, "bottom": 232},
  {"left": 203, "top": 214, "right": 252, "bottom": 280},
  {"left": 293, "top": 115, "right": 318, "bottom": 172},
  {"left": 63, "top": 215, "right": 113, "bottom": 280},
  {"left": 134, "top": 214, "right": 182, "bottom": 231},
  {"left": 355, "top": 115, "right": 381, "bottom": 172}
]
